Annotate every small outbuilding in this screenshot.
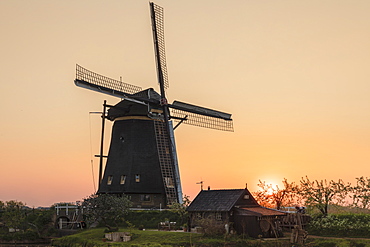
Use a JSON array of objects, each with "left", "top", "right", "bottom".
[{"left": 186, "top": 186, "right": 286, "bottom": 238}]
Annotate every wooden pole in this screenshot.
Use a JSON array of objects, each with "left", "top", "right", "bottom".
[{"left": 98, "top": 100, "right": 107, "bottom": 187}]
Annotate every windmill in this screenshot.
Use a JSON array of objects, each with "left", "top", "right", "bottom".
[{"left": 74, "top": 2, "right": 233, "bottom": 208}]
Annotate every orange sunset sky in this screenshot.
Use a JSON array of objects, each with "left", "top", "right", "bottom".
[{"left": 1, "top": 0, "right": 370, "bottom": 207}]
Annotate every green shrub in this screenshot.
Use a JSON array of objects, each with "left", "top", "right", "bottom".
[
  {"left": 0, "top": 229, "right": 39, "bottom": 241},
  {"left": 123, "top": 210, "right": 181, "bottom": 229},
  {"left": 308, "top": 213, "right": 370, "bottom": 237}
]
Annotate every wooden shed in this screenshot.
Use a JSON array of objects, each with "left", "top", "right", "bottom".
[{"left": 186, "top": 187, "right": 286, "bottom": 238}]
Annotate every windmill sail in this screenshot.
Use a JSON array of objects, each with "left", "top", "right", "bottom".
[
  {"left": 75, "top": 64, "right": 142, "bottom": 99},
  {"left": 170, "top": 101, "right": 234, "bottom": 132},
  {"left": 153, "top": 120, "right": 179, "bottom": 205},
  {"left": 150, "top": 2, "right": 169, "bottom": 90},
  {"left": 150, "top": 2, "right": 180, "bottom": 205},
  {"left": 168, "top": 121, "right": 183, "bottom": 204}
]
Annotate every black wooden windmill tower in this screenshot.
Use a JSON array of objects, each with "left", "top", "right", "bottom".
[{"left": 74, "top": 2, "right": 233, "bottom": 209}]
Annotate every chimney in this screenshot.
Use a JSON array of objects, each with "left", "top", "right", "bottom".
[{"left": 208, "top": 186, "right": 210, "bottom": 190}]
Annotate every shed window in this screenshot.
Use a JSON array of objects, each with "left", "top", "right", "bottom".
[
  {"left": 107, "top": 175, "right": 113, "bottom": 185},
  {"left": 216, "top": 212, "right": 222, "bottom": 221}
]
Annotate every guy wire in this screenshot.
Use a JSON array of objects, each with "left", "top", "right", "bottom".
[{"left": 89, "top": 113, "right": 97, "bottom": 193}]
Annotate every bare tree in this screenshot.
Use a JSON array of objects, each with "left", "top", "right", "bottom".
[
  {"left": 298, "top": 176, "right": 350, "bottom": 216},
  {"left": 351, "top": 176, "right": 370, "bottom": 209},
  {"left": 253, "top": 178, "right": 298, "bottom": 210}
]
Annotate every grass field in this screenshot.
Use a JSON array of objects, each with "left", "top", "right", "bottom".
[
  {"left": 52, "top": 228, "right": 289, "bottom": 246},
  {"left": 51, "top": 228, "right": 370, "bottom": 247}
]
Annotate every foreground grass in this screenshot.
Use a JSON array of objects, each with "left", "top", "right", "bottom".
[
  {"left": 52, "top": 228, "right": 370, "bottom": 247},
  {"left": 52, "top": 228, "right": 285, "bottom": 247},
  {"left": 305, "top": 238, "right": 370, "bottom": 247},
  {"left": 52, "top": 228, "right": 201, "bottom": 247}
]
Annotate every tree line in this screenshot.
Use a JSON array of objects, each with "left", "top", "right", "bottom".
[
  {"left": 0, "top": 200, "right": 54, "bottom": 241},
  {"left": 252, "top": 176, "right": 370, "bottom": 216}
]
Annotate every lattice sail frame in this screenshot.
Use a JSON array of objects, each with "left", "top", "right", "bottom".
[
  {"left": 75, "top": 64, "right": 234, "bottom": 131},
  {"left": 171, "top": 108, "right": 234, "bottom": 132},
  {"left": 75, "top": 64, "right": 142, "bottom": 95},
  {"left": 153, "top": 120, "right": 179, "bottom": 205},
  {"left": 150, "top": 2, "right": 169, "bottom": 90}
]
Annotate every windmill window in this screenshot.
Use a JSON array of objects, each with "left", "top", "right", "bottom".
[
  {"left": 164, "top": 177, "right": 174, "bottom": 188},
  {"left": 120, "top": 175, "right": 126, "bottom": 185},
  {"left": 107, "top": 176, "right": 113, "bottom": 185},
  {"left": 140, "top": 195, "right": 151, "bottom": 202},
  {"left": 135, "top": 174, "right": 140, "bottom": 182}
]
